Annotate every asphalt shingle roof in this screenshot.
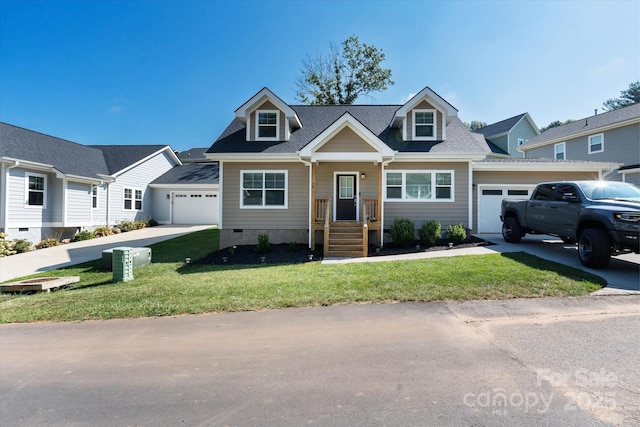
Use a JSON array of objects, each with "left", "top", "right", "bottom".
[
  {"left": 0, "top": 122, "right": 110, "bottom": 178},
  {"left": 208, "top": 105, "right": 488, "bottom": 155},
  {"left": 473, "top": 113, "right": 528, "bottom": 138},
  {"left": 151, "top": 163, "right": 219, "bottom": 185},
  {"left": 524, "top": 103, "right": 640, "bottom": 146},
  {"left": 176, "top": 148, "right": 209, "bottom": 162},
  {"left": 0, "top": 122, "right": 175, "bottom": 179},
  {"left": 89, "top": 145, "right": 168, "bottom": 175}
]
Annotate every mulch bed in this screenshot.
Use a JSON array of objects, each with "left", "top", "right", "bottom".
[{"left": 194, "top": 235, "right": 493, "bottom": 266}]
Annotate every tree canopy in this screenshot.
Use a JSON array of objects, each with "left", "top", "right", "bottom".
[
  {"left": 539, "top": 119, "right": 574, "bottom": 133},
  {"left": 464, "top": 121, "right": 488, "bottom": 131},
  {"left": 602, "top": 80, "right": 640, "bottom": 111},
  {"left": 295, "top": 35, "right": 394, "bottom": 105}
]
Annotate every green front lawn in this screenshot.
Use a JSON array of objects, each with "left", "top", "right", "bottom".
[{"left": 0, "top": 228, "right": 605, "bottom": 323}]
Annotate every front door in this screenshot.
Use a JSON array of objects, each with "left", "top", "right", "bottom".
[{"left": 336, "top": 174, "right": 357, "bottom": 221}]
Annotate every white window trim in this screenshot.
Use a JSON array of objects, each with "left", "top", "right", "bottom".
[
  {"left": 256, "top": 110, "right": 280, "bottom": 141},
  {"left": 384, "top": 170, "right": 455, "bottom": 202},
  {"left": 240, "top": 170, "right": 288, "bottom": 209},
  {"left": 588, "top": 133, "right": 604, "bottom": 154},
  {"left": 91, "top": 186, "right": 99, "bottom": 210},
  {"left": 412, "top": 109, "right": 437, "bottom": 141},
  {"left": 123, "top": 187, "right": 143, "bottom": 211},
  {"left": 554, "top": 142, "right": 566, "bottom": 160},
  {"left": 24, "top": 172, "right": 47, "bottom": 209}
]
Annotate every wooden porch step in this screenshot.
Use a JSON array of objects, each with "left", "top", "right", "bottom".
[{"left": 326, "top": 222, "right": 366, "bottom": 257}]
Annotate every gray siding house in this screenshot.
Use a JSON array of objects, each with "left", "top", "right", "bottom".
[
  {"left": 0, "top": 123, "right": 218, "bottom": 243},
  {"left": 521, "top": 103, "right": 639, "bottom": 185},
  {"left": 473, "top": 113, "right": 540, "bottom": 158},
  {"left": 206, "top": 86, "right": 616, "bottom": 254}
]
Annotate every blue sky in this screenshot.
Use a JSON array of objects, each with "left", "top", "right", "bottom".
[{"left": 1, "top": 0, "right": 638, "bottom": 152}]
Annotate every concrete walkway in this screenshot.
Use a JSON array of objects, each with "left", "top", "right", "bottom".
[
  {"left": 324, "top": 234, "right": 640, "bottom": 294},
  {"left": 0, "top": 225, "right": 213, "bottom": 282}
]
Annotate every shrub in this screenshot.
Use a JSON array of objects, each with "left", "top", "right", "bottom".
[
  {"left": 72, "top": 230, "right": 95, "bottom": 242},
  {"left": 116, "top": 220, "right": 136, "bottom": 232},
  {"left": 0, "top": 233, "right": 16, "bottom": 257},
  {"left": 134, "top": 220, "right": 147, "bottom": 230},
  {"left": 35, "top": 238, "right": 60, "bottom": 249},
  {"left": 256, "top": 233, "right": 270, "bottom": 253},
  {"left": 447, "top": 223, "right": 467, "bottom": 245},
  {"left": 12, "top": 239, "right": 32, "bottom": 253},
  {"left": 419, "top": 220, "right": 442, "bottom": 247},
  {"left": 93, "top": 226, "right": 114, "bottom": 237},
  {"left": 289, "top": 241, "right": 297, "bottom": 252},
  {"left": 148, "top": 218, "right": 159, "bottom": 227},
  {"left": 389, "top": 217, "right": 415, "bottom": 247}
]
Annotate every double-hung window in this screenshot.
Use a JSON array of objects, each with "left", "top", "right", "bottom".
[
  {"left": 385, "top": 171, "right": 453, "bottom": 201},
  {"left": 413, "top": 109, "right": 436, "bottom": 140},
  {"left": 241, "top": 171, "right": 287, "bottom": 208},
  {"left": 124, "top": 188, "right": 142, "bottom": 210},
  {"left": 588, "top": 133, "right": 604, "bottom": 154},
  {"left": 554, "top": 142, "right": 566, "bottom": 160},
  {"left": 26, "top": 173, "right": 46, "bottom": 207},
  {"left": 257, "top": 110, "right": 279, "bottom": 140},
  {"left": 92, "top": 187, "right": 98, "bottom": 209}
]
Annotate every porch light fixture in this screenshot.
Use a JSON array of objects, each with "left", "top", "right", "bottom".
[
  {"left": 361, "top": 172, "right": 366, "bottom": 179},
  {"left": 166, "top": 194, "right": 170, "bottom": 199}
]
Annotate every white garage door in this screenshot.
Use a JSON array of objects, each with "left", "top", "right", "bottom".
[
  {"left": 172, "top": 191, "right": 219, "bottom": 225},
  {"left": 477, "top": 186, "right": 533, "bottom": 233}
]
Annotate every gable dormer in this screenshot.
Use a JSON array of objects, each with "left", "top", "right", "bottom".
[
  {"left": 390, "top": 86, "right": 458, "bottom": 142},
  {"left": 234, "top": 88, "right": 302, "bottom": 142}
]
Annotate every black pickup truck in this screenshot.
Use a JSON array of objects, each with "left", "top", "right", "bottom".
[{"left": 500, "top": 181, "right": 640, "bottom": 268}]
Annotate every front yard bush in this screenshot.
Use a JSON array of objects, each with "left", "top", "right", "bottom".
[
  {"left": 419, "top": 220, "right": 441, "bottom": 247},
  {"left": 447, "top": 223, "right": 467, "bottom": 244},
  {"left": 256, "top": 233, "right": 270, "bottom": 253},
  {"left": 72, "top": 230, "right": 95, "bottom": 242},
  {"left": 12, "top": 239, "right": 33, "bottom": 253},
  {"left": 0, "top": 233, "right": 16, "bottom": 257},
  {"left": 116, "top": 220, "right": 136, "bottom": 232},
  {"left": 93, "top": 226, "right": 114, "bottom": 237},
  {"left": 35, "top": 238, "right": 60, "bottom": 249},
  {"left": 390, "top": 217, "right": 415, "bottom": 247}
]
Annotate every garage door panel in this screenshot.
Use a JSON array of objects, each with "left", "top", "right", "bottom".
[
  {"left": 478, "top": 186, "right": 532, "bottom": 233},
  {"left": 172, "top": 191, "right": 219, "bottom": 225}
]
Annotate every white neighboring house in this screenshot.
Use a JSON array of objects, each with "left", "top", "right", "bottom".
[{"left": 0, "top": 123, "right": 218, "bottom": 244}]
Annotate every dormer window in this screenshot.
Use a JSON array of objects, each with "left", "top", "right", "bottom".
[
  {"left": 413, "top": 109, "right": 436, "bottom": 140},
  {"left": 257, "top": 110, "right": 279, "bottom": 140}
]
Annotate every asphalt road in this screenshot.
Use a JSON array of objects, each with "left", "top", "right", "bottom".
[{"left": 2, "top": 296, "right": 639, "bottom": 426}]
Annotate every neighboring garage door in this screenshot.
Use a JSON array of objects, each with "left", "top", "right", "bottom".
[
  {"left": 172, "top": 191, "right": 219, "bottom": 225},
  {"left": 477, "top": 186, "right": 534, "bottom": 233}
]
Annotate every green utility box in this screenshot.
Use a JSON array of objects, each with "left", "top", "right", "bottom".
[
  {"left": 102, "top": 247, "right": 152, "bottom": 271},
  {"left": 112, "top": 247, "right": 134, "bottom": 282}
]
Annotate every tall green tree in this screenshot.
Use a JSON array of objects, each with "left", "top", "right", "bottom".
[
  {"left": 296, "top": 35, "right": 394, "bottom": 105},
  {"left": 464, "top": 120, "right": 488, "bottom": 131},
  {"left": 602, "top": 80, "right": 640, "bottom": 111},
  {"left": 540, "top": 119, "right": 574, "bottom": 133}
]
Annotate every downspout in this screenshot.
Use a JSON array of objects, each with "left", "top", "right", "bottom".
[
  {"left": 468, "top": 161, "right": 474, "bottom": 231},
  {"left": 2, "top": 160, "right": 20, "bottom": 232},
  {"left": 300, "top": 159, "right": 313, "bottom": 248}
]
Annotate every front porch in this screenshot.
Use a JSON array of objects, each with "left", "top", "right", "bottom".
[{"left": 311, "top": 198, "right": 381, "bottom": 258}]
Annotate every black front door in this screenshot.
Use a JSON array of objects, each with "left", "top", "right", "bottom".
[{"left": 336, "top": 174, "right": 357, "bottom": 221}]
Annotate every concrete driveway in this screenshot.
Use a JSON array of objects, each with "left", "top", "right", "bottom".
[
  {"left": 0, "top": 225, "right": 214, "bottom": 282},
  {"left": 479, "top": 234, "right": 640, "bottom": 293}
]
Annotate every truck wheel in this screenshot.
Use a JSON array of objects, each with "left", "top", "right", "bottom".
[
  {"left": 502, "top": 217, "right": 523, "bottom": 243},
  {"left": 578, "top": 228, "right": 611, "bottom": 269}
]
